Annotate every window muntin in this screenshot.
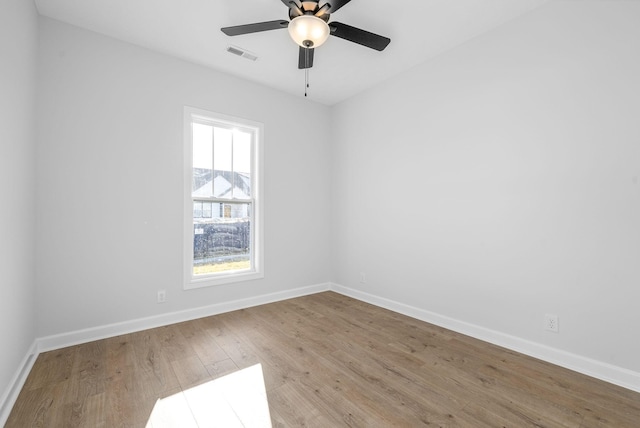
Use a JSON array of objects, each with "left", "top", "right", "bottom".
[{"left": 184, "top": 107, "right": 263, "bottom": 288}]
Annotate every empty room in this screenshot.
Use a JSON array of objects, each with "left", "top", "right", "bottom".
[{"left": 1, "top": 0, "right": 639, "bottom": 426}]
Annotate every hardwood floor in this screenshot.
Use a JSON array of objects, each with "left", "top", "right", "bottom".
[{"left": 6, "top": 292, "right": 640, "bottom": 427}]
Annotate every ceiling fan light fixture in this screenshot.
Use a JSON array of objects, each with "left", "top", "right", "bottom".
[{"left": 288, "top": 15, "right": 330, "bottom": 48}]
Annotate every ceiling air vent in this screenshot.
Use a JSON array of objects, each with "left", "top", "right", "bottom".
[{"left": 226, "top": 45, "right": 258, "bottom": 61}]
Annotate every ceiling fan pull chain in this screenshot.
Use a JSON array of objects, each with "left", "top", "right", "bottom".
[{"left": 305, "top": 68, "right": 309, "bottom": 97}]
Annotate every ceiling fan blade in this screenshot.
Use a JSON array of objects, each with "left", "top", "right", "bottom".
[
  {"left": 329, "top": 22, "right": 391, "bottom": 51},
  {"left": 322, "top": 0, "right": 352, "bottom": 14},
  {"left": 221, "top": 20, "right": 289, "bottom": 36},
  {"left": 281, "top": 0, "right": 302, "bottom": 9},
  {"left": 298, "top": 47, "right": 315, "bottom": 69}
]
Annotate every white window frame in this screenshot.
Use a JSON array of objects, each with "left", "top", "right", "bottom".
[{"left": 184, "top": 106, "right": 264, "bottom": 289}]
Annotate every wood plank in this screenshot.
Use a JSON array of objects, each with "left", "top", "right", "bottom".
[
  {"left": 200, "top": 312, "right": 261, "bottom": 370},
  {"left": 170, "top": 355, "right": 211, "bottom": 390},
  {"left": 5, "top": 380, "right": 70, "bottom": 428},
  {"left": 176, "top": 318, "right": 230, "bottom": 365},
  {"left": 204, "top": 358, "right": 239, "bottom": 379},
  {"left": 62, "top": 391, "right": 107, "bottom": 428},
  {"left": 128, "top": 331, "right": 181, "bottom": 396},
  {"left": 267, "top": 383, "right": 342, "bottom": 427},
  {"left": 22, "top": 346, "right": 76, "bottom": 391},
  {"left": 145, "top": 390, "right": 198, "bottom": 428}
]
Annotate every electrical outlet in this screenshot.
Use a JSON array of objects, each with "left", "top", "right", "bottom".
[
  {"left": 359, "top": 272, "right": 366, "bottom": 283},
  {"left": 157, "top": 290, "right": 166, "bottom": 303},
  {"left": 544, "top": 313, "right": 559, "bottom": 333}
]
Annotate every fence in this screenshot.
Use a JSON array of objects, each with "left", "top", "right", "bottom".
[{"left": 193, "top": 219, "right": 250, "bottom": 262}]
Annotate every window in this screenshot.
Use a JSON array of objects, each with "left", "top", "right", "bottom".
[{"left": 184, "top": 107, "right": 263, "bottom": 288}]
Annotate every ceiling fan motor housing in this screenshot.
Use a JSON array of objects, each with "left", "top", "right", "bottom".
[{"left": 289, "top": 1, "right": 331, "bottom": 21}]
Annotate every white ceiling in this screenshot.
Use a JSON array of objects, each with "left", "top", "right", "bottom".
[{"left": 34, "top": 0, "right": 550, "bottom": 105}]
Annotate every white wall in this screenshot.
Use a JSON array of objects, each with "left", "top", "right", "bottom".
[
  {"left": 331, "top": 0, "right": 640, "bottom": 374},
  {"left": 0, "top": 0, "right": 38, "bottom": 412},
  {"left": 36, "top": 18, "right": 332, "bottom": 337}
]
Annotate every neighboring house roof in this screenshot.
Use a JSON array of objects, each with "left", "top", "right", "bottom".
[{"left": 193, "top": 169, "right": 251, "bottom": 199}]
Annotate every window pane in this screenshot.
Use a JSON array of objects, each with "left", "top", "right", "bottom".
[
  {"left": 233, "top": 130, "right": 252, "bottom": 198},
  {"left": 202, "top": 202, "right": 212, "bottom": 218},
  {"left": 213, "top": 127, "right": 232, "bottom": 198},
  {"left": 193, "top": 201, "right": 203, "bottom": 218},
  {"left": 192, "top": 123, "right": 213, "bottom": 197},
  {"left": 193, "top": 202, "right": 251, "bottom": 275}
]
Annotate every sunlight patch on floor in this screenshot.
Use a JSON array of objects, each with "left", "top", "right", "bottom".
[{"left": 146, "top": 364, "right": 272, "bottom": 428}]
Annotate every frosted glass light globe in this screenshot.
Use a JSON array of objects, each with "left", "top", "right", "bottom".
[{"left": 288, "top": 15, "right": 330, "bottom": 48}]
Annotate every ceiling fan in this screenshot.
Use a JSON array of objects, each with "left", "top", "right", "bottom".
[{"left": 221, "top": 0, "right": 391, "bottom": 70}]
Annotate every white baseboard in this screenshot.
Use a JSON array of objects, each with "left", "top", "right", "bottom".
[
  {"left": 0, "top": 340, "right": 38, "bottom": 427},
  {"left": 329, "top": 283, "right": 640, "bottom": 393},
  {"left": 37, "top": 283, "right": 331, "bottom": 353}
]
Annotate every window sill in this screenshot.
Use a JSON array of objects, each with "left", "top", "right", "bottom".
[{"left": 184, "top": 270, "right": 264, "bottom": 290}]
